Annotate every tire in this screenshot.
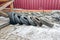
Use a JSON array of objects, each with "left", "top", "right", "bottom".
[
  {"left": 8, "top": 12, "right": 17, "bottom": 25},
  {"left": 20, "top": 15, "right": 30, "bottom": 25},
  {"left": 27, "top": 16, "right": 37, "bottom": 26},
  {"left": 15, "top": 14, "right": 23, "bottom": 25}
]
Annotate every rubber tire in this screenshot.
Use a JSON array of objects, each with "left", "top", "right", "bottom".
[
  {"left": 8, "top": 12, "right": 17, "bottom": 25},
  {"left": 27, "top": 16, "right": 37, "bottom": 26},
  {"left": 14, "top": 14, "right": 23, "bottom": 25},
  {"left": 20, "top": 15, "right": 30, "bottom": 25}
]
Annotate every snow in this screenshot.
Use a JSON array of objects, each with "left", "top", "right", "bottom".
[{"left": 0, "top": 11, "right": 60, "bottom": 40}]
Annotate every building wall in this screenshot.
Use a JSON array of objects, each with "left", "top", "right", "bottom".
[
  {"left": 13, "top": 0, "right": 60, "bottom": 10},
  {"left": 0, "top": 0, "right": 60, "bottom": 10}
]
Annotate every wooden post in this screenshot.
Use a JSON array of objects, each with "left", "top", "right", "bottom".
[{"left": 10, "top": 2, "right": 14, "bottom": 12}]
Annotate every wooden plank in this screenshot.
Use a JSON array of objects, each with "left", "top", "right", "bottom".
[
  {"left": 0, "top": 0, "right": 9, "bottom": 2},
  {"left": 0, "top": 11, "right": 8, "bottom": 17},
  {"left": 10, "top": 3, "right": 14, "bottom": 12},
  {"left": 0, "top": 0, "right": 14, "bottom": 10},
  {"left": 0, "top": 22, "right": 10, "bottom": 29},
  {"left": 14, "top": 10, "right": 52, "bottom": 13}
]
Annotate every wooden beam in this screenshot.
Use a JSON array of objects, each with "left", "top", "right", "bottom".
[
  {"left": 14, "top": 10, "right": 52, "bottom": 13},
  {"left": 0, "top": 0, "right": 9, "bottom": 2},
  {"left": 0, "top": 11, "right": 8, "bottom": 17},
  {"left": 0, "top": 0, "right": 14, "bottom": 10},
  {"left": 0, "top": 22, "right": 10, "bottom": 29},
  {"left": 10, "top": 3, "right": 14, "bottom": 12}
]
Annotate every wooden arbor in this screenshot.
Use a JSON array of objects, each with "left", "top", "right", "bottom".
[{"left": 0, "top": 0, "right": 14, "bottom": 16}]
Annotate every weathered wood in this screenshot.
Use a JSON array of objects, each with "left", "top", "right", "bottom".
[
  {"left": 0, "top": 0, "right": 14, "bottom": 10},
  {"left": 0, "top": 0, "right": 14, "bottom": 17},
  {"left": 0, "top": 11, "right": 8, "bottom": 17},
  {"left": 0, "top": 22, "right": 10, "bottom": 29},
  {"left": 0, "top": 0, "right": 9, "bottom": 2},
  {"left": 10, "top": 2, "right": 14, "bottom": 12}
]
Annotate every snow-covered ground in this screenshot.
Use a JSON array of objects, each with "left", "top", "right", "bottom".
[{"left": 0, "top": 11, "right": 60, "bottom": 40}]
